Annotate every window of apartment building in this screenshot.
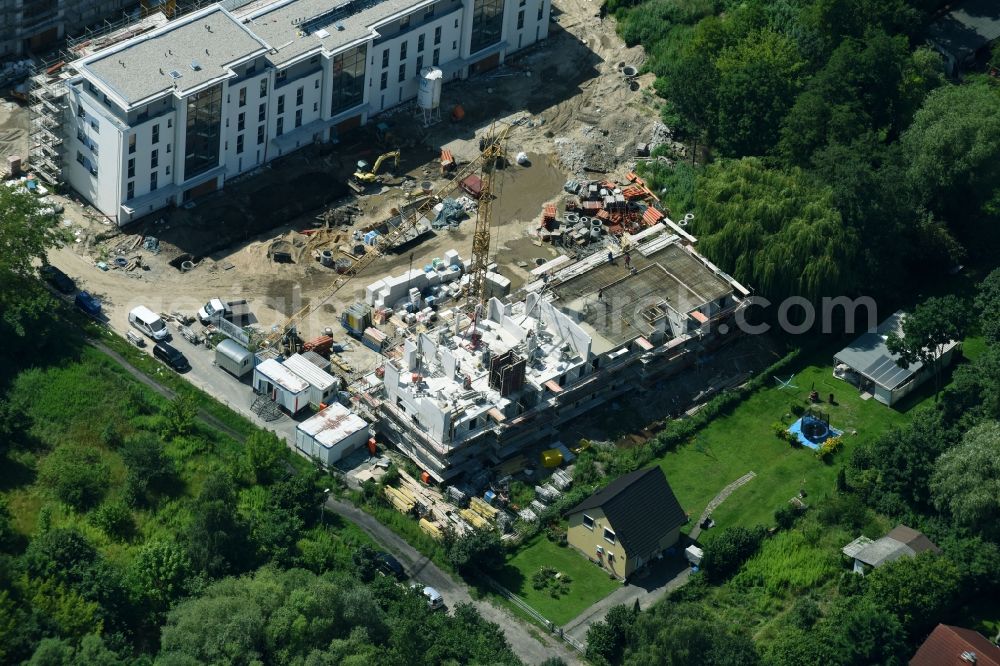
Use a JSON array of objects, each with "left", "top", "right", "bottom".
[
  {"left": 517, "top": 10, "right": 524, "bottom": 29},
  {"left": 294, "top": 109, "right": 302, "bottom": 128},
  {"left": 76, "top": 151, "right": 83, "bottom": 165},
  {"left": 418, "top": 34, "right": 425, "bottom": 52},
  {"left": 166, "top": 143, "right": 171, "bottom": 153},
  {"left": 238, "top": 87, "right": 247, "bottom": 107},
  {"left": 238, "top": 112, "right": 245, "bottom": 131},
  {"left": 400, "top": 14, "right": 410, "bottom": 29},
  {"left": 296, "top": 87, "right": 304, "bottom": 106},
  {"left": 416, "top": 55, "right": 423, "bottom": 72},
  {"left": 258, "top": 102, "right": 266, "bottom": 122},
  {"left": 77, "top": 106, "right": 85, "bottom": 118},
  {"left": 166, "top": 165, "right": 171, "bottom": 176},
  {"left": 380, "top": 71, "right": 388, "bottom": 90},
  {"left": 424, "top": 3, "right": 433, "bottom": 19},
  {"left": 400, "top": 41, "right": 408, "bottom": 60},
  {"left": 455, "top": 18, "right": 459, "bottom": 28},
  {"left": 603, "top": 528, "right": 616, "bottom": 544},
  {"left": 382, "top": 49, "right": 390, "bottom": 69},
  {"left": 432, "top": 48, "right": 440, "bottom": 66},
  {"left": 313, "top": 101, "right": 318, "bottom": 112},
  {"left": 127, "top": 181, "right": 134, "bottom": 200},
  {"left": 453, "top": 40, "right": 457, "bottom": 50},
  {"left": 537, "top": 3, "right": 543, "bottom": 20},
  {"left": 150, "top": 172, "right": 158, "bottom": 192},
  {"left": 152, "top": 124, "right": 159, "bottom": 144},
  {"left": 330, "top": 44, "right": 367, "bottom": 114},
  {"left": 398, "top": 63, "right": 406, "bottom": 82},
  {"left": 236, "top": 134, "right": 244, "bottom": 154},
  {"left": 276, "top": 117, "right": 284, "bottom": 136},
  {"left": 90, "top": 119, "right": 99, "bottom": 132},
  {"left": 127, "top": 158, "right": 135, "bottom": 179},
  {"left": 519, "top": 0, "right": 525, "bottom": 6},
  {"left": 434, "top": 26, "right": 441, "bottom": 45},
  {"left": 277, "top": 95, "right": 285, "bottom": 114},
  {"left": 260, "top": 78, "right": 267, "bottom": 97},
  {"left": 167, "top": 118, "right": 172, "bottom": 128},
  {"left": 277, "top": 69, "right": 287, "bottom": 84},
  {"left": 314, "top": 78, "right": 319, "bottom": 89},
  {"left": 184, "top": 83, "right": 223, "bottom": 179},
  {"left": 150, "top": 149, "right": 158, "bottom": 169},
  {"left": 128, "top": 134, "right": 136, "bottom": 154},
  {"left": 77, "top": 128, "right": 85, "bottom": 143},
  {"left": 582, "top": 514, "right": 594, "bottom": 530},
  {"left": 257, "top": 125, "right": 265, "bottom": 145},
  {"left": 470, "top": 0, "right": 504, "bottom": 53}
]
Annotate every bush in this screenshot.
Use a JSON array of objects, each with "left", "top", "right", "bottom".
[
  {"left": 89, "top": 501, "right": 135, "bottom": 540},
  {"left": 38, "top": 445, "right": 111, "bottom": 510},
  {"left": 815, "top": 435, "right": 844, "bottom": 461},
  {"left": 774, "top": 503, "right": 801, "bottom": 530},
  {"left": 701, "top": 525, "right": 767, "bottom": 583},
  {"left": 790, "top": 403, "right": 806, "bottom": 417}
]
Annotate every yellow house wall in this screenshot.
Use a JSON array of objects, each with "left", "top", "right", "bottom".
[
  {"left": 567, "top": 508, "right": 630, "bottom": 579},
  {"left": 567, "top": 511, "right": 682, "bottom": 580}
]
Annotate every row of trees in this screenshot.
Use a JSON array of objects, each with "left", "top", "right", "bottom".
[{"left": 623, "top": 0, "right": 1000, "bottom": 312}]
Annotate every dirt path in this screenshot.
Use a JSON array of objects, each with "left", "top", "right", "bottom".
[
  {"left": 324, "top": 498, "right": 581, "bottom": 666},
  {"left": 688, "top": 471, "right": 757, "bottom": 541}
]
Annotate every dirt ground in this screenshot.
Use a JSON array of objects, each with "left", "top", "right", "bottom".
[
  {"left": 5, "top": 0, "right": 668, "bottom": 359},
  {"left": 0, "top": 99, "right": 29, "bottom": 173}
]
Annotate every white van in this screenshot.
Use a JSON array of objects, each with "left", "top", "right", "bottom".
[{"left": 128, "top": 306, "right": 169, "bottom": 341}]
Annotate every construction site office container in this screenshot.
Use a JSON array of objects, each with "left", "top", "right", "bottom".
[
  {"left": 282, "top": 353, "right": 339, "bottom": 407},
  {"left": 215, "top": 339, "right": 253, "bottom": 378},
  {"left": 295, "top": 403, "right": 369, "bottom": 466},
  {"left": 253, "top": 358, "right": 309, "bottom": 415}
]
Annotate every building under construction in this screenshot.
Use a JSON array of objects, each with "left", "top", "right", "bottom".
[{"left": 360, "top": 222, "right": 751, "bottom": 482}]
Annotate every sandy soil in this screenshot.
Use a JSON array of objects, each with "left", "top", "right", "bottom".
[
  {"left": 0, "top": 100, "right": 30, "bottom": 172},
  {"left": 4, "top": 0, "right": 666, "bottom": 354}
]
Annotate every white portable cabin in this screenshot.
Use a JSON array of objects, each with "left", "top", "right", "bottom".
[
  {"left": 253, "top": 358, "right": 309, "bottom": 415},
  {"left": 282, "top": 353, "right": 340, "bottom": 407},
  {"left": 295, "top": 403, "right": 369, "bottom": 466}
]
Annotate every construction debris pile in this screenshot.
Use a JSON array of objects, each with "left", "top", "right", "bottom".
[{"left": 537, "top": 172, "right": 667, "bottom": 245}]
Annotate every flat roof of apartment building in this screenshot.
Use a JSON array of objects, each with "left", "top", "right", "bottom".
[
  {"left": 241, "top": 0, "right": 437, "bottom": 67},
  {"left": 78, "top": 6, "right": 269, "bottom": 108}
]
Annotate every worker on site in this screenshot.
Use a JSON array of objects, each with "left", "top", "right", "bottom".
[
  {"left": 624, "top": 252, "right": 632, "bottom": 269},
  {"left": 607, "top": 250, "right": 614, "bottom": 264}
]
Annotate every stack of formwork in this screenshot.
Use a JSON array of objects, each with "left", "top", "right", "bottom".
[
  {"left": 365, "top": 251, "right": 465, "bottom": 309},
  {"left": 385, "top": 485, "right": 417, "bottom": 513}
]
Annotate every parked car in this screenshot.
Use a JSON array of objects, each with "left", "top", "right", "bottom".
[
  {"left": 411, "top": 584, "right": 444, "bottom": 611},
  {"left": 40, "top": 265, "right": 74, "bottom": 294},
  {"left": 74, "top": 291, "right": 102, "bottom": 316},
  {"left": 153, "top": 342, "right": 189, "bottom": 372},
  {"left": 375, "top": 552, "right": 406, "bottom": 580}
]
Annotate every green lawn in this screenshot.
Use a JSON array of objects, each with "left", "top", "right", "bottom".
[
  {"left": 493, "top": 535, "right": 620, "bottom": 625},
  {"left": 659, "top": 360, "right": 919, "bottom": 534}
]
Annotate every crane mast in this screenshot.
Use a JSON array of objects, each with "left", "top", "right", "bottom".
[{"left": 468, "top": 124, "right": 509, "bottom": 310}]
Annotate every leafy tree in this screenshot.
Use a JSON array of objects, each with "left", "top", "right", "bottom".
[
  {"left": 713, "top": 29, "right": 804, "bottom": 156},
  {"left": 0, "top": 186, "right": 68, "bottom": 338},
  {"left": 931, "top": 421, "right": 1000, "bottom": 541},
  {"left": 352, "top": 544, "right": 379, "bottom": 583},
  {"left": 901, "top": 78, "right": 1000, "bottom": 248},
  {"left": 624, "top": 603, "right": 759, "bottom": 665},
  {"left": 864, "top": 552, "right": 962, "bottom": 638},
  {"left": 0, "top": 497, "right": 17, "bottom": 553},
  {"left": 445, "top": 528, "right": 505, "bottom": 574},
  {"left": 693, "top": 158, "right": 858, "bottom": 304},
  {"left": 700, "top": 525, "right": 767, "bottom": 582},
  {"left": 976, "top": 268, "right": 1000, "bottom": 345},
  {"left": 26, "top": 634, "right": 126, "bottom": 666},
  {"left": 119, "top": 433, "right": 177, "bottom": 506},
  {"left": 887, "top": 295, "right": 969, "bottom": 396},
  {"left": 38, "top": 445, "right": 111, "bottom": 510},
  {"left": 586, "top": 604, "right": 639, "bottom": 665},
  {"left": 88, "top": 501, "right": 135, "bottom": 541},
  {"left": 161, "top": 394, "right": 197, "bottom": 440},
  {"left": 127, "top": 540, "right": 190, "bottom": 620},
  {"left": 182, "top": 475, "right": 252, "bottom": 578},
  {"left": 244, "top": 430, "right": 287, "bottom": 484}
]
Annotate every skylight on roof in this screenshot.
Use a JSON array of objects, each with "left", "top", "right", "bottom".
[
  {"left": 168, "top": 70, "right": 182, "bottom": 79},
  {"left": 315, "top": 28, "right": 330, "bottom": 38}
]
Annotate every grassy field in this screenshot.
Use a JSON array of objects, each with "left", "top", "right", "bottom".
[
  {"left": 658, "top": 359, "right": 920, "bottom": 533},
  {"left": 492, "top": 535, "right": 621, "bottom": 625}
]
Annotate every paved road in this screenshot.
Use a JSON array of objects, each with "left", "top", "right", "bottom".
[
  {"left": 324, "top": 498, "right": 581, "bottom": 666},
  {"left": 561, "top": 558, "right": 691, "bottom": 645}
]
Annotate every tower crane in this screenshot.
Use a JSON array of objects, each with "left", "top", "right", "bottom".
[
  {"left": 262, "top": 133, "right": 505, "bottom": 353},
  {"left": 467, "top": 123, "right": 510, "bottom": 310}
]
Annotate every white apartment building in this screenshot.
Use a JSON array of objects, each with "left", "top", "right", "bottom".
[{"left": 62, "top": 0, "right": 551, "bottom": 225}]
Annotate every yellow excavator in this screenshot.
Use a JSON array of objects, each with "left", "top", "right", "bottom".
[{"left": 349, "top": 150, "right": 400, "bottom": 193}]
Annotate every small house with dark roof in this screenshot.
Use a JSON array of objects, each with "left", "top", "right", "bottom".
[
  {"left": 566, "top": 467, "right": 686, "bottom": 580},
  {"left": 910, "top": 624, "right": 1000, "bottom": 666},
  {"left": 842, "top": 524, "right": 941, "bottom": 574},
  {"left": 927, "top": 0, "right": 1000, "bottom": 76}
]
